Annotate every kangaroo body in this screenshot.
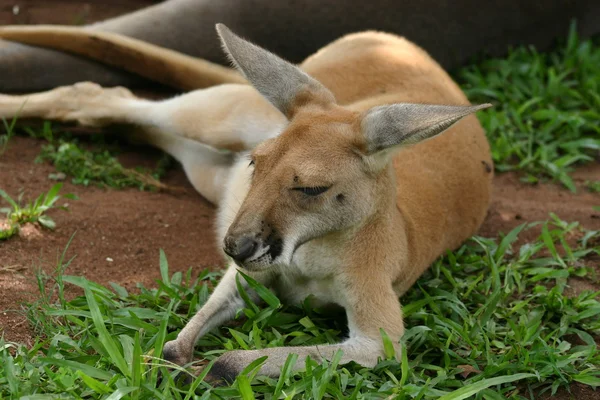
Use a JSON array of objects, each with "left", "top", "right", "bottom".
[
  {"left": 1, "top": 0, "right": 599, "bottom": 91},
  {"left": 220, "top": 31, "right": 492, "bottom": 299},
  {"left": 0, "top": 25, "right": 492, "bottom": 380}
]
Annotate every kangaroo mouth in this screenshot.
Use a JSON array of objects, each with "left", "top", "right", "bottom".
[
  {"left": 239, "top": 237, "right": 284, "bottom": 270},
  {"left": 247, "top": 245, "right": 271, "bottom": 262},
  {"left": 265, "top": 237, "right": 283, "bottom": 260}
]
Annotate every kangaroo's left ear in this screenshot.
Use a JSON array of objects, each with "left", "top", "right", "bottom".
[
  {"left": 216, "top": 23, "right": 335, "bottom": 118},
  {"left": 359, "top": 102, "right": 491, "bottom": 169}
]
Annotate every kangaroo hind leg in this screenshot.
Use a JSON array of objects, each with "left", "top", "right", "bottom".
[
  {"left": 0, "top": 82, "right": 286, "bottom": 205},
  {"left": 0, "top": 82, "right": 285, "bottom": 151}
]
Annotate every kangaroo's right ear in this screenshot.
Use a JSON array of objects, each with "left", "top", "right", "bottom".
[{"left": 216, "top": 24, "right": 335, "bottom": 118}]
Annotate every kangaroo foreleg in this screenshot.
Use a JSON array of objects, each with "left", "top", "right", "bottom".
[
  {"left": 163, "top": 267, "right": 272, "bottom": 367},
  {"left": 203, "top": 276, "right": 404, "bottom": 382}
]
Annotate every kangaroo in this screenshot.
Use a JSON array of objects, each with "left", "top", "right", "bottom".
[
  {"left": 1, "top": 0, "right": 599, "bottom": 92},
  {"left": 0, "top": 25, "right": 493, "bottom": 381}
]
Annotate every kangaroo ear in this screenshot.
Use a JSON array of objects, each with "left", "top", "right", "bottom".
[
  {"left": 216, "top": 24, "right": 335, "bottom": 118},
  {"left": 360, "top": 102, "right": 491, "bottom": 169}
]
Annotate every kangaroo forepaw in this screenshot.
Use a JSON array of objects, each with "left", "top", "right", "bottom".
[
  {"left": 161, "top": 340, "right": 235, "bottom": 386},
  {"left": 160, "top": 340, "right": 195, "bottom": 386},
  {"left": 163, "top": 339, "right": 193, "bottom": 367}
]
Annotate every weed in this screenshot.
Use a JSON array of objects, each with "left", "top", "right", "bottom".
[
  {"left": 1, "top": 216, "right": 599, "bottom": 398},
  {"left": 456, "top": 23, "right": 600, "bottom": 191},
  {"left": 585, "top": 180, "right": 600, "bottom": 193},
  {"left": 0, "top": 183, "right": 77, "bottom": 240},
  {"left": 0, "top": 101, "right": 27, "bottom": 156},
  {"left": 0, "top": 117, "right": 18, "bottom": 156},
  {"left": 29, "top": 122, "right": 171, "bottom": 191}
]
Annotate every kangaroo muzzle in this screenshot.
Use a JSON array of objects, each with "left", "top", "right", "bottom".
[{"left": 223, "top": 221, "right": 284, "bottom": 269}]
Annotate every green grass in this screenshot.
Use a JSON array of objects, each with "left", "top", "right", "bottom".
[
  {"left": 26, "top": 122, "right": 173, "bottom": 191},
  {"left": 585, "top": 180, "right": 600, "bottom": 193},
  {"left": 0, "top": 101, "right": 27, "bottom": 156},
  {"left": 0, "top": 182, "right": 77, "bottom": 240},
  {"left": 0, "top": 116, "right": 19, "bottom": 156},
  {"left": 1, "top": 215, "right": 599, "bottom": 398},
  {"left": 455, "top": 23, "right": 600, "bottom": 191}
]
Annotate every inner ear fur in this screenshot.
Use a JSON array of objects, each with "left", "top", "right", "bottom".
[{"left": 361, "top": 102, "right": 491, "bottom": 154}]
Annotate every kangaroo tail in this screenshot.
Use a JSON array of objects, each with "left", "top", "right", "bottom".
[{"left": 0, "top": 25, "right": 246, "bottom": 90}]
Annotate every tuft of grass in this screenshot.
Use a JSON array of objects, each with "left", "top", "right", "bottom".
[
  {"left": 456, "top": 23, "right": 600, "bottom": 191},
  {"left": 0, "top": 182, "right": 77, "bottom": 240},
  {"left": 0, "top": 101, "right": 27, "bottom": 156},
  {"left": 1, "top": 116, "right": 18, "bottom": 156},
  {"left": 585, "top": 180, "right": 600, "bottom": 193},
  {"left": 29, "top": 122, "right": 173, "bottom": 191},
  {"left": 1, "top": 215, "right": 599, "bottom": 398}
]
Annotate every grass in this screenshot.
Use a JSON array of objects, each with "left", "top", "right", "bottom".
[
  {"left": 585, "top": 181, "right": 600, "bottom": 193},
  {"left": 1, "top": 215, "right": 599, "bottom": 398},
  {"left": 0, "top": 182, "right": 77, "bottom": 240},
  {"left": 18, "top": 121, "right": 173, "bottom": 191},
  {"left": 0, "top": 101, "right": 27, "bottom": 156},
  {"left": 35, "top": 122, "right": 173, "bottom": 191},
  {"left": 38, "top": 139, "right": 171, "bottom": 191},
  {"left": 0, "top": 115, "right": 19, "bottom": 156},
  {"left": 455, "top": 23, "right": 600, "bottom": 191}
]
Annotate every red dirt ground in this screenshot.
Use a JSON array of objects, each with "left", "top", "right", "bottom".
[
  {"left": 0, "top": 135, "right": 224, "bottom": 345},
  {"left": 0, "top": 1, "right": 599, "bottom": 399}
]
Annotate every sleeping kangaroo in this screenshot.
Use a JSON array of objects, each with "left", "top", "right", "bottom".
[{"left": 0, "top": 25, "right": 493, "bottom": 380}]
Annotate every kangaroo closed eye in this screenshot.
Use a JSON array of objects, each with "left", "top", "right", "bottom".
[{"left": 292, "top": 186, "right": 331, "bottom": 196}]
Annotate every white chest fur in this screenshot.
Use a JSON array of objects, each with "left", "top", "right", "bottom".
[{"left": 271, "top": 242, "right": 346, "bottom": 307}]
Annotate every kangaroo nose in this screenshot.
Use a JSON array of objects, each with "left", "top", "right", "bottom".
[{"left": 224, "top": 236, "right": 258, "bottom": 263}]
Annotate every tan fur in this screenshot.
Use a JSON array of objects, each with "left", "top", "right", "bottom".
[{"left": 0, "top": 26, "right": 492, "bottom": 382}]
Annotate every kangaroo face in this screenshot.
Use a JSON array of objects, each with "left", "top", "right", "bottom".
[{"left": 223, "top": 107, "right": 378, "bottom": 270}]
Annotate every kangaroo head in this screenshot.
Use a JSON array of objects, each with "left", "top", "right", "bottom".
[{"left": 217, "top": 24, "right": 490, "bottom": 270}]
